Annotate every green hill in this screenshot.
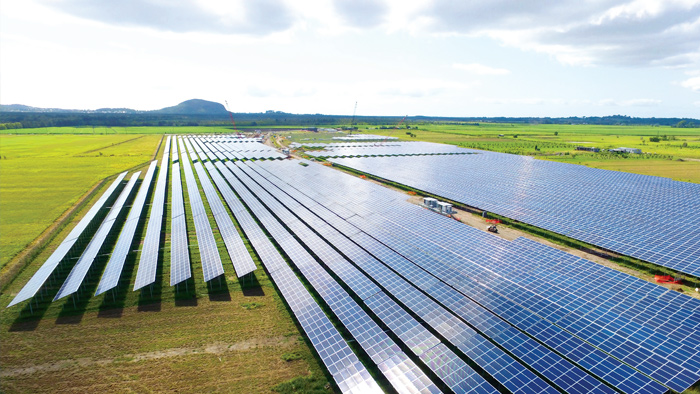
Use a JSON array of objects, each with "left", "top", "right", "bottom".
[{"left": 154, "top": 99, "right": 227, "bottom": 115}]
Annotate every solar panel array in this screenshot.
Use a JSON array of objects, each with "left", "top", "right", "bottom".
[
  {"left": 292, "top": 142, "right": 402, "bottom": 149},
  {"left": 330, "top": 152, "right": 700, "bottom": 277},
  {"left": 95, "top": 160, "right": 158, "bottom": 296},
  {"left": 245, "top": 158, "right": 700, "bottom": 393},
  {"left": 11, "top": 134, "right": 700, "bottom": 394},
  {"left": 8, "top": 171, "right": 128, "bottom": 308},
  {"left": 134, "top": 136, "right": 171, "bottom": 291},
  {"left": 332, "top": 134, "right": 399, "bottom": 141},
  {"left": 179, "top": 138, "right": 224, "bottom": 282},
  {"left": 306, "top": 141, "right": 474, "bottom": 158},
  {"left": 236, "top": 160, "right": 611, "bottom": 394},
  {"left": 54, "top": 172, "right": 141, "bottom": 301}
]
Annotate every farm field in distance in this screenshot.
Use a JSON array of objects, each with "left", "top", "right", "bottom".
[{"left": 0, "top": 134, "right": 162, "bottom": 270}]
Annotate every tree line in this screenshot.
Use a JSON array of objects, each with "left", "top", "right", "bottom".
[{"left": 1, "top": 112, "right": 698, "bottom": 129}]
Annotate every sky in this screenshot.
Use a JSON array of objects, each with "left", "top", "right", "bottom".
[{"left": 1, "top": 0, "right": 700, "bottom": 118}]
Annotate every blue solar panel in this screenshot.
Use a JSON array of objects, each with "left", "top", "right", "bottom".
[
  {"left": 179, "top": 139, "right": 224, "bottom": 282},
  {"left": 329, "top": 153, "right": 700, "bottom": 277},
  {"left": 8, "top": 171, "right": 128, "bottom": 307},
  {"left": 134, "top": 138, "right": 171, "bottom": 291},
  {"left": 169, "top": 156, "right": 190, "bottom": 286}
]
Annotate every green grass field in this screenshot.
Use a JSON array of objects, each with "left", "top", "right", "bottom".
[
  {"left": 1, "top": 126, "right": 234, "bottom": 134},
  {"left": 0, "top": 134, "right": 163, "bottom": 270}
]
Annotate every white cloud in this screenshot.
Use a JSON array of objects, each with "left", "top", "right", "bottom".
[
  {"left": 452, "top": 63, "right": 510, "bottom": 75},
  {"left": 420, "top": 0, "right": 700, "bottom": 68},
  {"left": 622, "top": 98, "right": 662, "bottom": 106},
  {"left": 681, "top": 75, "right": 700, "bottom": 90},
  {"left": 37, "top": 0, "right": 296, "bottom": 35},
  {"left": 597, "top": 98, "right": 662, "bottom": 106}
]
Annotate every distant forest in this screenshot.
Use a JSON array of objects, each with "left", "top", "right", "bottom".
[{"left": 1, "top": 111, "right": 698, "bottom": 129}]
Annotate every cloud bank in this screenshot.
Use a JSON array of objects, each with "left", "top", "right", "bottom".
[
  {"left": 39, "top": 0, "right": 294, "bottom": 35},
  {"left": 422, "top": 0, "right": 700, "bottom": 68}
]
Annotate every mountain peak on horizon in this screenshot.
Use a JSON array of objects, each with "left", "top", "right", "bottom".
[{"left": 154, "top": 99, "right": 227, "bottom": 115}]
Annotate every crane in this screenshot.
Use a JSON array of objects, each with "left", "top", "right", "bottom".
[
  {"left": 378, "top": 114, "right": 407, "bottom": 145},
  {"left": 224, "top": 100, "right": 243, "bottom": 137},
  {"left": 349, "top": 101, "right": 358, "bottom": 134}
]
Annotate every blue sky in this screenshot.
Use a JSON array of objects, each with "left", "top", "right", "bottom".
[{"left": 1, "top": 0, "right": 699, "bottom": 117}]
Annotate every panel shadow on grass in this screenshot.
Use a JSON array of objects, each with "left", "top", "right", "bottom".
[
  {"left": 207, "top": 274, "right": 231, "bottom": 302},
  {"left": 174, "top": 277, "right": 198, "bottom": 307},
  {"left": 241, "top": 273, "right": 265, "bottom": 297}
]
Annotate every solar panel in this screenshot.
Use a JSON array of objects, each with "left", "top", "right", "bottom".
[
  {"left": 54, "top": 172, "right": 141, "bottom": 301},
  {"left": 169, "top": 158, "right": 191, "bottom": 286},
  {"left": 307, "top": 141, "right": 474, "bottom": 158},
  {"left": 179, "top": 140, "right": 224, "bottom": 282},
  {"left": 134, "top": 138, "right": 171, "bottom": 291},
  {"left": 8, "top": 171, "right": 128, "bottom": 307},
  {"left": 329, "top": 153, "right": 700, "bottom": 277},
  {"left": 95, "top": 161, "right": 158, "bottom": 296}
]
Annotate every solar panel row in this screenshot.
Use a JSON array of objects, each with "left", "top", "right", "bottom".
[
  {"left": 329, "top": 153, "right": 700, "bottom": 277},
  {"left": 217, "top": 159, "right": 442, "bottom": 394},
  {"left": 203, "top": 160, "right": 382, "bottom": 393},
  {"left": 179, "top": 138, "right": 224, "bottom": 283},
  {"left": 95, "top": 160, "right": 158, "bottom": 296},
  {"left": 134, "top": 136, "right": 171, "bottom": 291},
  {"left": 307, "top": 141, "right": 475, "bottom": 158},
  {"left": 249, "top": 159, "right": 694, "bottom": 393},
  {"left": 206, "top": 136, "right": 285, "bottom": 160},
  {"left": 8, "top": 171, "right": 128, "bottom": 307},
  {"left": 54, "top": 172, "right": 141, "bottom": 301},
  {"left": 169, "top": 141, "right": 191, "bottom": 286}
]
